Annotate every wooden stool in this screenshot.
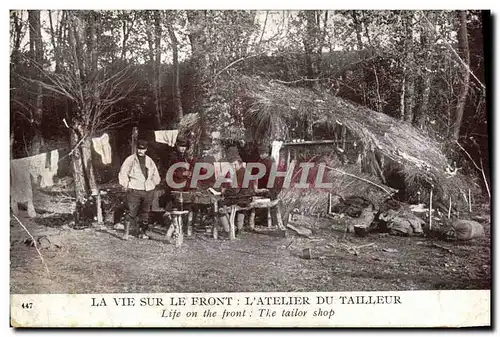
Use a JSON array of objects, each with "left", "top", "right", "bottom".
[
  {"left": 247, "top": 199, "right": 285, "bottom": 231},
  {"left": 164, "top": 210, "right": 190, "bottom": 247},
  {"left": 218, "top": 205, "right": 240, "bottom": 240}
]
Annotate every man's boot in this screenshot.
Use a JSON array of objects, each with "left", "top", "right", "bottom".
[
  {"left": 123, "top": 219, "right": 130, "bottom": 240},
  {"left": 139, "top": 220, "right": 150, "bottom": 239}
]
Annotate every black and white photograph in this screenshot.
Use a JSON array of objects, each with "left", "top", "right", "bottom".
[{"left": 8, "top": 9, "right": 491, "bottom": 327}]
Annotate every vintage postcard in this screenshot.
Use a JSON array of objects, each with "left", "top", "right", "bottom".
[{"left": 9, "top": 9, "right": 491, "bottom": 328}]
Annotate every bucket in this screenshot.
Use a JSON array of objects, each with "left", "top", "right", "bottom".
[
  {"left": 302, "top": 248, "right": 313, "bottom": 260},
  {"left": 354, "top": 225, "right": 369, "bottom": 237}
]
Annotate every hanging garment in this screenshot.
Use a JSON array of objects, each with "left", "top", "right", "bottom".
[
  {"left": 92, "top": 133, "right": 112, "bottom": 165},
  {"left": 271, "top": 141, "right": 283, "bottom": 164},
  {"left": 40, "top": 149, "right": 59, "bottom": 188},
  {"left": 154, "top": 130, "right": 179, "bottom": 147},
  {"left": 27, "top": 153, "right": 47, "bottom": 184},
  {"left": 11, "top": 157, "right": 38, "bottom": 217},
  {"left": 10, "top": 158, "right": 35, "bottom": 216},
  {"left": 11, "top": 149, "right": 62, "bottom": 217}
]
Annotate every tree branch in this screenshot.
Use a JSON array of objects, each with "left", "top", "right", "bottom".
[
  {"left": 11, "top": 213, "right": 50, "bottom": 277},
  {"left": 421, "top": 11, "right": 485, "bottom": 90},
  {"left": 214, "top": 53, "right": 263, "bottom": 78},
  {"left": 325, "top": 165, "right": 397, "bottom": 197}
]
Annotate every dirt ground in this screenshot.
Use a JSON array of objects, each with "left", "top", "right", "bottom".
[{"left": 10, "top": 208, "right": 491, "bottom": 294}]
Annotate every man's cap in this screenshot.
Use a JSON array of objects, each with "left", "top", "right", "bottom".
[
  {"left": 257, "top": 143, "right": 269, "bottom": 154},
  {"left": 176, "top": 135, "right": 188, "bottom": 146},
  {"left": 226, "top": 146, "right": 242, "bottom": 163},
  {"left": 200, "top": 137, "right": 212, "bottom": 148},
  {"left": 137, "top": 139, "right": 148, "bottom": 149},
  {"left": 201, "top": 155, "right": 216, "bottom": 163}
]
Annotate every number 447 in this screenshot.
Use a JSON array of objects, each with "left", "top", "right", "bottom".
[{"left": 21, "top": 303, "right": 33, "bottom": 309}]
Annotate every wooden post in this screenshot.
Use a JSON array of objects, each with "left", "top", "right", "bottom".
[
  {"left": 237, "top": 212, "right": 245, "bottom": 231},
  {"left": 468, "top": 188, "right": 472, "bottom": 212},
  {"left": 429, "top": 188, "right": 433, "bottom": 231},
  {"left": 328, "top": 192, "right": 332, "bottom": 214},
  {"left": 131, "top": 126, "right": 138, "bottom": 155},
  {"left": 249, "top": 209, "right": 256, "bottom": 230},
  {"left": 229, "top": 206, "right": 236, "bottom": 240},
  {"left": 267, "top": 207, "right": 272, "bottom": 227},
  {"left": 175, "top": 215, "right": 183, "bottom": 247},
  {"left": 186, "top": 211, "right": 193, "bottom": 237},
  {"left": 287, "top": 148, "right": 291, "bottom": 168},
  {"left": 213, "top": 225, "right": 218, "bottom": 240},
  {"left": 96, "top": 190, "right": 103, "bottom": 224},
  {"left": 447, "top": 196, "right": 452, "bottom": 219},
  {"left": 276, "top": 204, "right": 284, "bottom": 230},
  {"left": 123, "top": 218, "right": 130, "bottom": 240},
  {"left": 212, "top": 200, "right": 219, "bottom": 239},
  {"left": 165, "top": 216, "right": 175, "bottom": 239}
]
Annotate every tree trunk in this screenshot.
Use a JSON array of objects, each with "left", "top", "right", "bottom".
[
  {"left": 85, "top": 11, "right": 98, "bottom": 75},
  {"left": 302, "top": 10, "right": 317, "bottom": 82},
  {"left": 144, "top": 12, "right": 160, "bottom": 127},
  {"left": 48, "top": 10, "right": 61, "bottom": 73},
  {"left": 413, "top": 12, "right": 432, "bottom": 129},
  {"left": 399, "top": 73, "right": 405, "bottom": 120},
  {"left": 187, "top": 11, "right": 212, "bottom": 144},
  {"left": 121, "top": 19, "right": 128, "bottom": 60},
  {"left": 69, "top": 129, "right": 87, "bottom": 204},
  {"left": 28, "top": 10, "right": 44, "bottom": 155},
  {"left": 10, "top": 11, "right": 24, "bottom": 68},
  {"left": 403, "top": 11, "right": 415, "bottom": 123},
  {"left": 166, "top": 16, "right": 184, "bottom": 124},
  {"left": 154, "top": 10, "right": 163, "bottom": 128},
  {"left": 351, "top": 11, "right": 369, "bottom": 106},
  {"left": 362, "top": 11, "right": 372, "bottom": 46},
  {"left": 414, "top": 74, "right": 431, "bottom": 129},
  {"left": 131, "top": 126, "right": 138, "bottom": 155},
  {"left": 351, "top": 11, "right": 364, "bottom": 50},
  {"left": 120, "top": 11, "right": 133, "bottom": 60},
  {"left": 453, "top": 10, "right": 470, "bottom": 141},
  {"left": 68, "top": 12, "right": 86, "bottom": 82},
  {"left": 10, "top": 130, "right": 14, "bottom": 158},
  {"left": 82, "top": 137, "right": 98, "bottom": 194}
]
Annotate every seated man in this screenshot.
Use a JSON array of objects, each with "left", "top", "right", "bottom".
[
  {"left": 217, "top": 146, "right": 261, "bottom": 236},
  {"left": 220, "top": 147, "right": 257, "bottom": 205},
  {"left": 256, "top": 143, "right": 284, "bottom": 200},
  {"left": 253, "top": 143, "right": 285, "bottom": 227}
]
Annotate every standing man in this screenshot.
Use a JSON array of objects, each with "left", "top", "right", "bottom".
[
  {"left": 256, "top": 143, "right": 281, "bottom": 199},
  {"left": 165, "top": 135, "right": 190, "bottom": 194},
  {"left": 119, "top": 139, "right": 161, "bottom": 240}
]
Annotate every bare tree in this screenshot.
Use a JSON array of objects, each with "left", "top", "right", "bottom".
[
  {"left": 302, "top": 10, "right": 319, "bottom": 82},
  {"left": 453, "top": 10, "right": 470, "bottom": 141},
  {"left": 119, "top": 11, "right": 135, "bottom": 61},
  {"left": 187, "top": 10, "right": 211, "bottom": 144},
  {"left": 351, "top": 11, "right": 364, "bottom": 51},
  {"left": 48, "top": 10, "right": 65, "bottom": 73},
  {"left": 153, "top": 11, "right": 163, "bottom": 127},
  {"left": 10, "top": 11, "right": 25, "bottom": 64},
  {"left": 143, "top": 10, "right": 164, "bottom": 127},
  {"left": 27, "top": 10, "right": 135, "bottom": 203},
  {"left": 28, "top": 10, "right": 44, "bottom": 155},
  {"left": 165, "top": 11, "right": 184, "bottom": 124},
  {"left": 413, "top": 12, "right": 433, "bottom": 129},
  {"left": 403, "top": 11, "right": 416, "bottom": 123}
]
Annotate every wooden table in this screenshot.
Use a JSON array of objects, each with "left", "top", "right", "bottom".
[{"left": 166, "top": 192, "right": 285, "bottom": 245}]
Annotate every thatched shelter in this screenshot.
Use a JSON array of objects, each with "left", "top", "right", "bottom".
[{"left": 180, "top": 73, "right": 479, "bottom": 213}]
